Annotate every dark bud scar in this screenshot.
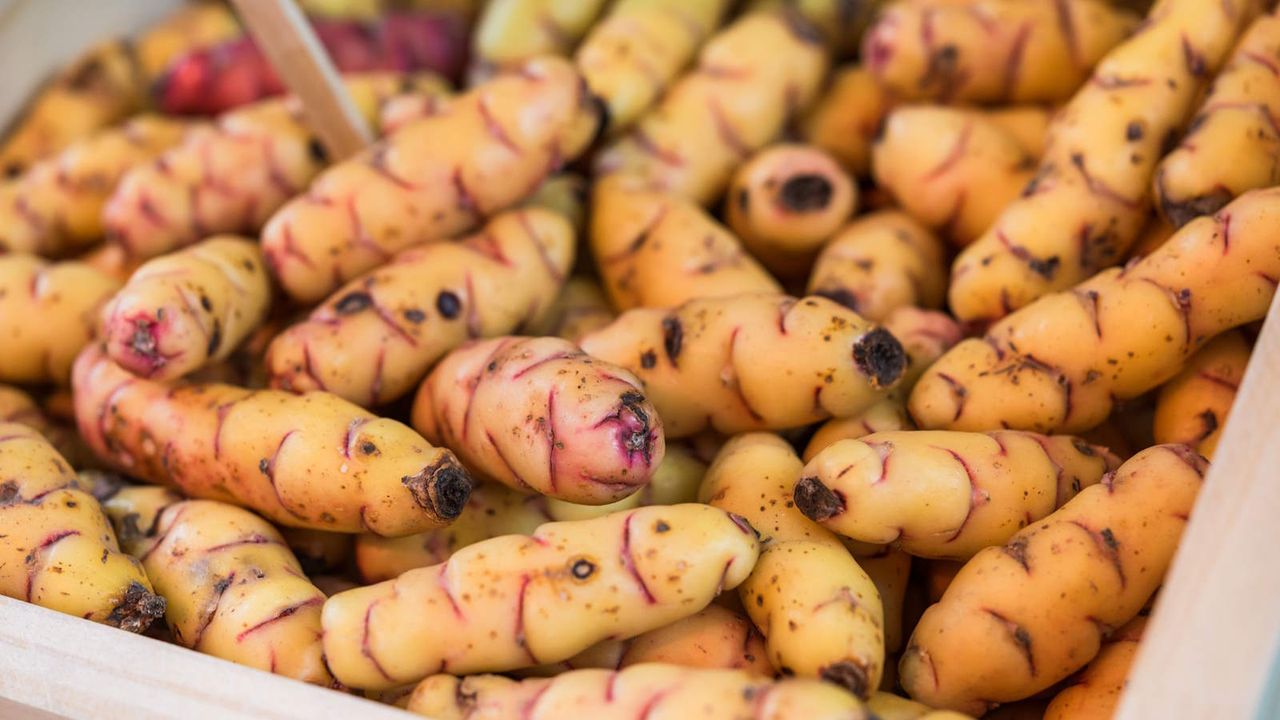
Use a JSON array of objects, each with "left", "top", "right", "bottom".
[
  {"left": 307, "top": 137, "right": 329, "bottom": 164},
  {"left": 206, "top": 319, "right": 222, "bottom": 356},
  {"left": 403, "top": 456, "right": 473, "bottom": 520},
  {"left": 105, "top": 581, "right": 167, "bottom": 634},
  {"left": 661, "top": 316, "right": 683, "bottom": 364},
  {"left": 3, "top": 163, "right": 22, "bottom": 179},
  {"left": 655, "top": 521, "right": 670, "bottom": 533},
  {"left": 360, "top": 441, "right": 378, "bottom": 455},
  {"left": 640, "top": 350, "right": 657, "bottom": 369},
  {"left": 403, "top": 308, "right": 426, "bottom": 324},
  {"left": 737, "top": 187, "right": 750, "bottom": 212},
  {"left": 436, "top": 290, "right": 462, "bottom": 319},
  {"left": 1125, "top": 121, "right": 1144, "bottom": 141},
  {"left": 1027, "top": 255, "right": 1060, "bottom": 279},
  {"left": 852, "top": 328, "right": 907, "bottom": 388},
  {"left": 570, "top": 558, "right": 596, "bottom": 579},
  {"left": 794, "top": 477, "right": 845, "bottom": 521},
  {"left": 334, "top": 291, "right": 372, "bottom": 315},
  {"left": 821, "top": 661, "right": 871, "bottom": 699},
  {"left": 778, "top": 174, "right": 834, "bottom": 213}
]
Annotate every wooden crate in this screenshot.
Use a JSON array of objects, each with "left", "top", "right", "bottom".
[{"left": 1, "top": 2, "right": 1279, "bottom": 719}]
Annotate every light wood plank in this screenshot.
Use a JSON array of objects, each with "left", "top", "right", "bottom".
[
  {"left": 1117, "top": 293, "right": 1280, "bottom": 719},
  {"left": 0, "top": 596, "right": 413, "bottom": 720},
  {"left": 228, "top": 0, "right": 373, "bottom": 159}
]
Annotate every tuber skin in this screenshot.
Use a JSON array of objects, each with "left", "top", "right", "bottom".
[
  {"left": 576, "top": 0, "right": 734, "bottom": 135},
  {"left": 869, "top": 692, "right": 975, "bottom": 720},
  {"left": 853, "top": 544, "right": 913, "bottom": 656},
  {"left": 591, "top": 175, "right": 781, "bottom": 310},
  {"left": 354, "top": 482, "right": 553, "bottom": 583},
  {"left": 522, "top": 174, "right": 590, "bottom": 235},
  {"left": 616, "top": 605, "right": 773, "bottom": 675},
  {"left": 947, "top": 0, "right": 1261, "bottom": 324},
  {"left": 1155, "top": 12, "right": 1280, "bottom": 228},
  {"left": 725, "top": 144, "right": 858, "bottom": 279},
  {"left": 413, "top": 336, "right": 665, "bottom": 505},
  {"left": 803, "top": 399, "right": 915, "bottom": 463},
  {"left": 863, "top": 0, "right": 1138, "bottom": 104},
  {"left": 267, "top": 208, "right": 575, "bottom": 407},
  {"left": 806, "top": 211, "right": 948, "bottom": 322},
  {"left": 701, "top": 433, "right": 885, "bottom": 697},
  {"left": 72, "top": 344, "right": 472, "bottom": 536},
  {"left": 580, "top": 294, "right": 907, "bottom": 437},
  {"left": 0, "top": 423, "right": 164, "bottom": 633},
  {"left": 1152, "top": 329, "right": 1251, "bottom": 459},
  {"left": 469, "top": 0, "right": 609, "bottom": 80},
  {"left": 99, "top": 486, "right": 334, "bottom": 685},
  {"left": 594, "top": 11, "right": 830, "bottom": 205},
  {"left": 0, "top": 116, "right": 188, "bottom": 257},
  {"left": 798, "top": 65, "right": 894, "bottom": 177},
  {"left": 262, "top": 57, "right": 599, "bottom": 304},
  {"left": 872, "top": 107, "right": 1037, "bottom": 248},
  {"left": 795, "top": 430, "right": 1121, "bottom": 559},
  {"left": 0, "top": 254, "right": 121, "bottom": 385},
  {"left": 911, "top": 187, "right": 1280, "bottom": 434},
  {"left": 745, "top": 0, "right": 884, "bottom": 56},
  {"left": 406, "top": 664, "right": 872, "bottom": 720},
  {"left": 277, "top": 527, "right": 352, "bottom": 576},
  {"left": 101, "top": 236, "right": 272, "bottom": 382},
  {"left": 104, "top": 73, "right": 449, "bottom": 263},
  {"left": 899, "top": 445, "right": 1206, "bottom": 714},
  {"left": 321, "top": 504, "right": 761, "bottom": 689},
  {"left": 1043, "top": 617, "right": 1147, "bottom": 720},
  {"left": 521, "top": 276, "right": 616, "bottom": 344},
  {"left": 544, "top": 442, "right": 707, "bottom": 523}
]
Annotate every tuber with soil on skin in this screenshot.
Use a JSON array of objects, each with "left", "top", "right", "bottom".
[
  {"left": 580, "top": 294, "right": 908, "bottom": 437},
  {"left": 1152, "top": 329, "right": 1251, "bottom": 459},
  {"left": 590, "top": 175, "right": 781, "bottom": 311},
  {"left": 899, "top": 445, "right": 1206, "bottom": 714},
  {"left": 99, "top": 485, "right": 334, "bottom": 685},
  {"left": 266, "top": 208, "right": 575, "bottom": 407},
  {"left": 412, "top": 336, "right": 665, "bottom": 505},
  {"left": 100, "top": 236, "right": 272, "bottom": 382},
  {"left": 72, "top": 344, "right": 473, "bottom": 536},
  {"left": 725, "top": 144, "right": 858, "bottom": 279},
  {"left": 911, "top": 187, "right": 1280, "bottom": 434},
  {"left": 795, "top": 430, "right": 1121, "bottom": 559},
  {"left": 0, "top": 423, "right": 164, "bottom": 633},
  {"left": 321, "top": 504, "right": 761, "bottom": 689},
  {"left": 262, "top": 56, "right": 600, "bottom": 304}
]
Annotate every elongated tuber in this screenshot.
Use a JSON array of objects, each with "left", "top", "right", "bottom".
[
  {"left": 1043, "top": 617, "right": 1147, "bottom": 720},
  {"left": 799, "top": 65, "right": 893, "bottom": 177},
  {"left": 1152, "top": 329, "right": 1250, "bottom": 459},
  {"left": 470, "top": 0, "right": 609, "bottom": 79}
]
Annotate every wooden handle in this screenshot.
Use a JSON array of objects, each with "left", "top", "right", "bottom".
[
  {"left": 228, "top": 0, "right": 372, "bottom": 159},
  {"left": 1117, "top": 292, "right": 1280, "bottom": 719}
]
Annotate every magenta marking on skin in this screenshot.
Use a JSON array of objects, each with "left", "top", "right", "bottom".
[
  {"left": 278, "top": 224, "right": 316, "bottom": 269},
  {"left": 97, "top": 378, "right": 137, "bottom": 451},
  {"left": 1072, "top": 289, "right": 1103, "bottom": 339},
  {"left": 604, "top": 671, "right": 620, "bottom": 702},
  {"left": 369, "top": 346, "right": 386, "bottom": 405},
  {"left": 545, "top": 388, "right": 560, "bottom": 492},
  {"left": 191, "top": 570, "right": 237, "bottom": 649},
  {"left": 461, "top": 231, "right": 514, "bottom": 266},
  {"left": 1052, "top": 0, "right": 1080, "bottom": 66},
  {"left": 621, "top": 513, "right": 657, "bottom": 604},
  {"left": 361, "top": 600, "right": 396, "bottom": 682},
  {"left": 1069, "top": 520, "right": 1126, "bottom": 588},
  {"left": 487, "top": 429, "right": 533, "bottom": 491},
  {"left": 637, "top": 690, "right": 669, "bottom": 720},
  {"left": 464, "top": 273, "right": 481, "bottom": 339},
  {"left": 983, "top": 608, "right": 1036, "bottom": 676},
  {"left": 368, "top": 145, "right": 417, "bottom": 191},
  {"left": 213, "top": 403, "right": 234, "bottom": 460},
  {"left": 776, "top": 299, "right": 794, "bottom": 335},
  {"left": 991, "top": 431, "right": 1010, "bottom": 457},
  {"left": 1001, "top": 23, "right": 1032, "bottom": 100},
  {"left": 725, "top": 327, "right": 764, "bottom": 422},
  {"left": 1195, "top": 370, "right": 1240, "bottom": 392},
  {"left": 598, "top": 205, "right": 669, "bottom": 265},
  {"left": 300, "top": 341, "right": 329, "bottom": 392},
  {"left": 13, "top": 195, "right": 45, "bottom": 233},
  {"left": 1091, "top": 75, "right": 1152, "bottom": 90},
  {"left": 24, "top": 482, "right": 75, "bottom": 504},
  {"left": 707, "top": 99, "right": 750, "bottom": 159},
  {"left": 1218, "top": 212, "right": 1232, "bottom": 254},
  {"left": 513, "top": 352, "right": 576, "bottom": 380},
  {"left": 923, "top": 120, "right": 973, "bottom": 181},
  {"left": 1071, "top": 155, "right": 1141, "bottom": 210},
  {"left": 517, "top": 211, "right": 565, "bottom": 282},
  {"left": 629, "top": 127, "right": 684, "bottom": 167},
  {"left": 520, "top": 683, "right": 551, "bottom": 720},
  {"left": 343, "top": 418, "right": 369, "bottom": 459},
  {"left": 935, "top": 372, "right": 967, "bottom": 423},
  {"left": 234, "top": 597, "right": 322, "bottom": 643},
  {"left": 346, "top": 196, "right": 391, "bottom": 262},
  {"left": 1244, "top": 50, "right": 1280, "bottom": 77},
  {"left": 368, "top": 298, "right": 417, "bottom": 347},
  {"left": 263, "top": 137, "right": 299, "bottom": 197},
  {"left": 262, "top": 430, "right": 307, "bottom": 520},
  {"left": 939, "top": 446, "right": 985, "bottom": 542},
  {"left": 139, "top": 506, "right": 187, "bottom": 563},
  {"left": 451, "top": 167, "right": 479, "bottom": 215},
  {"left": 24, "top": 530, "right": 81, "bottom": 600},
  {"left": 477, "top": 95, "right": 520, "bottom": 154},
  {"left": 437, "top": 562, "right": 465, "bottom": 620},
  {"left": 514, "top": 574, "right": 539, "bottom": 664}
]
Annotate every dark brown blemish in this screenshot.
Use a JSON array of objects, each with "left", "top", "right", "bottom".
[
  {"left": 402, "top": 456, "right": 473, "bottom": 521},
  {"left": 436, "top": 290, "right": 462, "bottom": 319},
  {"left": 105, "top": 581, "right": 166, "bottom": 634},
  {"left": 639, "top": 350, "right": 657, "bottom": 369},
  {"left": 793, "top": 476, "right": 845, "bottom": 521},
  {"left": 661, "top": 316, "right": 683, "bottom": 365},
  {"left": 852, "top": 328, "right": 907, "bottom": 389},
  {"left": 778, "top": 174, "right": 834, "bottom": 213},
  {"left": 333, "top": 291, "right": 372, "bottom": 315},
  {"left": 307, "top": 137, "right": 329, "bottom": 164},
  {"left": 820, "top": 660, "right": 872, "bottom": 699}
]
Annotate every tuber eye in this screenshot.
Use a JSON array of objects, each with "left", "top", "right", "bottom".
[
  {"left": 437, "top": 291, "right": 462, "bottom": 319},
  {"left": 360, "top": 441, "right": 378, "bottom": 455},
  {"left": 570, "top": 558, "right": 596, "bottom": 580}
]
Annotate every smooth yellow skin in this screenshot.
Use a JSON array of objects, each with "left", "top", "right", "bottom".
[
  {"left": 725, "top": 144, "right": 858, "bottom": 278},
  {"left": 72, "top": 345, "right": 471, "bottom": 536},
  {"left": 0, "top": 116, "right": 187, "bottom": 257},
  {"left": 869, "top": 692, "right": 975, "bottom": 720},
  {"left": 581, "top": 294, "right": 906, "bottom": 437},
  {"left": 0, "top": 385, "right": 52, "bottom": 432},
  {"left": 804, "top": 400, "right": 914, "bottom": 462},
  {"left": 1043, "top": 616, "right": 1146, "bottom": 720},
  {"left": 797, "top": 431, "right": 1120, "bottom": 559},
  {"left": 983, "top": 106, "right": 1054, "bottom": 159},
  {"left": 0, "top": 424, "right": 161, "bottom": 631},
  {"left": 578, "top": 0, "right": 733, "bottom": 135},
  {"left": 854, "top": 544, "right": 912, "bottom": 654},
  {"left": 617, "top": 605, "right": 773, "bottom": 675},
  {"left": 913, "top": 187, "right": 1280, "bottom": 433},
  {"left": 524, "top": 276, "right": 616, "bottom": 343},
  {"left": 355, "top": 483, "right": 553, "bottom": 583},
  {"left": 702, "top": 434, "right": 884, "bottom": 697},
  {"left": 1153, "top": 330, "right": 1250, "bottom": 459},
  {"left": 883, "top": 307, "right": 965, "bottom": 394},
  {"left": 102, "top": 491, "right": 332, "bottom": 685},
  {"left": 900, "top": 445, "right": 1206, "bottom": 715},
  {"left": 948, "top": 0, "right": 1260, "bottom": 323},
  {"left": 0, "top": 254, "right": 120, "bottom": 385},
  {"left": 873, "top": 107, "right": 1035, "bottom": 248},
  {"left": 407, "top": 665, "right": 871, "bottom": 720},
  {"left": 592, "top": 176, "right": 781, "bottom": 310},
  {"left": 470, "top": 0, "right": 609, "bottom": 78},
  {"left": 413, "top": 336, "right": 665, "bottom": 504},
  {"left": 799, "top": 66, "right": 893, "bottom": 177},
  {"left": 595, "top": 12, "right": 830, "bottom": 205},
  {"left": 101, "top": 236, "right": 271, "bottom": 382},
  {"left": 864, "top": 0, "right": 1137, "bottom": 103},
  {"left": 747, "top": 0, "right": 884, "bottom": 55},
  {"left": 267, "top": 209, "right": 574, "bottom": 407},
  {"left": 0, "top": 41, "right": 144, "bottom": 177},
  {"left": 806, "top": 211, "right": 948, "bottom": 321},
  {"left": 104, "top": 73, "right": 447, "bottom": 264},
  {"left": 546, "top": 442, "right": 706, "bottom": 522},
  {"left": 321, "top": 504, "right": 760, "bottom": 689},
  {"left": 263, "top": 58, "right": 598, "bottom": 304},
  {"left": 1157, "top": 14, "right": 1280, "bottom": 227}
]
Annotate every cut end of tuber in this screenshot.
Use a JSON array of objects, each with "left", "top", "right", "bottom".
[
  {"left": 777, "top": 174, "right": 834, "bottom": 213},
  {"left": 106, "top": 581, "right": 167, "bottom": 634},
  {"left": 403, "top": 456, "right": 473, "bottom": 521},
  {"left": 820, "top": 660, "right": 872, "bottom": 699},
  {"left": 793, "top": 476, "right": 845, "bottom": 521},
  {"left": 853, "top": 328, "right": 907, "bottom": 389}
]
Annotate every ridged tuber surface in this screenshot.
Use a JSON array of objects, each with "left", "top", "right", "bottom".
[
  {"left": 803, "top": 400, "right": 915, "bottom": 463},
  {"left": 72, "top": 344, "right": 472, "bottom": 536},
  {"left": 899, "top": 445, "right": 1205, "bottom": 714},
  {"left": 267, "top": 208, "right": 574, "bottom": 407},
  {"left": 1043, "top": 616, "right": 1147, "bottom": 720},
  {"left": 101, "top": 236, "right": 271, "bottom": 381},
  {"left": 799, "top": 65, "right": 894, "bottom": 177},
  {"left": 1152, "top": 329, "right": 1250, "bottom": 459},
  {"left": 911, "top": 187, "right": 1280, "bottom": 433},
  {"left": 544, "top": 442, "right": 706, "bottom": 522},
  {"left": 470, "top": 0, "right": 609, "bottom": 79},
  {"left": 413, "top": 336, "right": 664, "bottom": 504},
  {"left": 321, "top": 504, "right": 760, "bottom": 689},
  {"left": 616, "top": 604, "right": 773, "bottom": 675},
  {"left": 580, "top": 294, "right": 907, "bottom": 437},
  {"left": 746, "top": 0, "right": 885, "bottom": 56},
  {"left": 262, "top": 57, "right": 599, "bottom": 303}
]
